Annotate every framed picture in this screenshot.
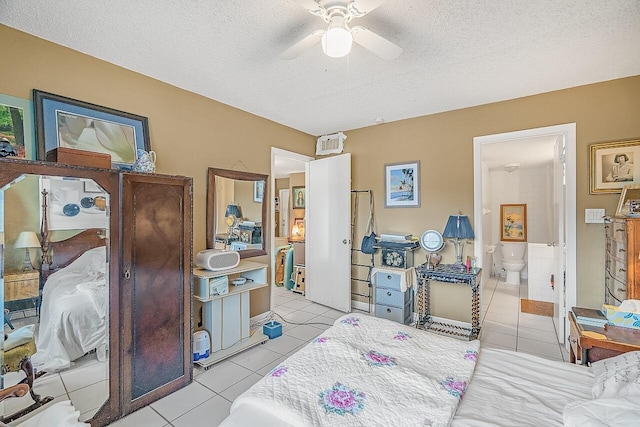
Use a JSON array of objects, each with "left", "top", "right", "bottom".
[
  {"left": 0, "top": 94, "right": 35, "bottom": 159},
  {"left": 40, "top": 176, "right": 109, "bottom": 230},
  {"left": 590, "top": 138, "right": 640, "bottom": 194},
  {"left": 253, "top": 180, "right": 264, "bottom": 202},
  {"left": 384, "top": 161, "right": 420, "bottom": 208},
  {"left": 292, "top": 186, "right": 305, "bottom": 209},
  {"left": 33, "top": 89, "right": 150, "bottom": 170},
  {"left": 500, "top": 204, "right": 527, "bottom": 241},
  {"left": 292, "top": 217, "right": 305, "bottom": 239},
  {"left": 616, "top": 185, "right": 640, "bottom": 217}
]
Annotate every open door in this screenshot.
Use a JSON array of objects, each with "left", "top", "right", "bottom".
[
  {"left": 306, "top": 154, "right": 352, "bottom": 312},
  {"left": 553, "top": 135, "right": 567, "bottom": 344}
]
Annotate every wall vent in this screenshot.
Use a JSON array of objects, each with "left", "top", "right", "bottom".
[{"left": 316, "top": 131, "right": 346, "bottom": 155}]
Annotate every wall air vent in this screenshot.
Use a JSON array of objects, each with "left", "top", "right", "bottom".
[{"left": 316, "top": 131, "right": 346, "bottom": 155}]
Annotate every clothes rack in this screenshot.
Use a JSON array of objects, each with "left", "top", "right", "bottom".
[{"left": 350, "top": 190, "right": 374, "bottom": 313}]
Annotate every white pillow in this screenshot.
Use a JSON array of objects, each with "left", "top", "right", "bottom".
[
  {"left": 563, "top": 396, "right": 640, "bottom": 427},
  {"left": 591, "top": 351, "right": 640, "bottom": 398},
  {"left": 4, "top": 324, "right": 35, "bottom": 351}
]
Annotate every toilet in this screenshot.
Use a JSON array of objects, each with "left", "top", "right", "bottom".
[{"left": 500, "top": 242, "right": 526, "bottom": 285}]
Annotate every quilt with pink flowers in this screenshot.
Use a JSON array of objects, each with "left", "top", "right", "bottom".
[{"left": 228, "top": 314, "right": 480, "bottom": 427}]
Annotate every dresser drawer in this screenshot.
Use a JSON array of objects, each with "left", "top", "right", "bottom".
[
  {"left": 375, "top": 287, "right": 411, "bottom": 308},
  {"left": 374, "top": 271, "right": 402, "bottom": 291},
  {"left": 607, "top": 238, "right": 627, "bottom": 258},
  {"left": 611, "top": 220, "right": 627, "bottom": 242},
  {"left": 375, "top": 300, "right": 412, "bottom": 325},
  {"left": 607, "top": 256, "right": 628, "bottom": 283}
]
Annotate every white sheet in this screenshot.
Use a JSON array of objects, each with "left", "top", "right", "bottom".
[
  {"left": 223, "top": 314, "right": 480, "bottom": 427},
  {"left": 32, "top": 247, "right": 108, "bottom": 373},
  {"left": 451, "top": 348, "right": 594, "bottom": 426}
]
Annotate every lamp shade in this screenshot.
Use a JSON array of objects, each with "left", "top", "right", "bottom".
[
  {"left": 15, "top": 231, "right": 40, "bottom": 249},
  {"left": 442, "top": 215, "right": 474, "bottom": 240},
  {"left": 225, "top": 204, "right": 242, "bottom": 219}
]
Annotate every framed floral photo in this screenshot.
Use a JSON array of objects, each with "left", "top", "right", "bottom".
[
  {"left": 500, "top": 204, "right": 527, "bottom": 241},
  {"left": 0, "top": 94, "right": 35, "bottom": 159},
  {"left": 33, "top": 89, "right": 150, "bottom": 170},
  {"left": 384, "top": 161, "right": 420, "bottom": 208},
  {"left": 590, "top": 138, "right": 640, "bottom": 194}
]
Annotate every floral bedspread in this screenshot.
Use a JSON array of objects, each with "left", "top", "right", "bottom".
[{"left": 230, "top": 314, "right": 480, "bottom": 426}]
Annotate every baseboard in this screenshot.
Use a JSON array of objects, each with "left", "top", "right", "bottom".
[
  {"left": 351, "top": 299, "right": 373, "bottom": 313},
  {"left": 520, "top": 298, "right": 554, "bottom": 317}
]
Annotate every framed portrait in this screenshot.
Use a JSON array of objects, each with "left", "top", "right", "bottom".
[
  {"left": 33, "top": 89, "right": 150, "bottom": 170},
  {"left": 0, "top": 94, "right": 35, "bottom": 159},
  {"left": 292, "top": 186, "right": 305, "bottom": 209},
  {"left": 616, "top": 185, "right": 640, "bottom": 217},
  {"left": 384, "top": 161, "right": 420, "bottom": 208},
  {"left": 500, "top": 204, "right": 527, "bottom": 242},
  {"left": 253, "top": 180, "right": 264, "bottom": 202},
  {"left": 590, "top": 138, "right": 640, "bottom": 194}
]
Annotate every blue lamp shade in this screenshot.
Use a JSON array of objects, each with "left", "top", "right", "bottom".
[
  {"left": 442, "top": 215, "right": 474, "bottom": 239},
  {"left": 225, "top": 204, "right": 242, "bottom": 219}
]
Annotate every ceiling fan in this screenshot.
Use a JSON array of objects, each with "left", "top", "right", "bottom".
[{"left": 280, "top": 0, "right": 403, "bottom": 60}]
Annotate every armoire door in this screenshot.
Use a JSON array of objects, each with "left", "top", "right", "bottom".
[{"left": 120, "top": 173, "right": 193, "bottom": 414}]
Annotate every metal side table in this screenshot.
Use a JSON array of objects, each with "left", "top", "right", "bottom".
[{"left": 415, "top": 264, "right": 482, "bottom": 340}]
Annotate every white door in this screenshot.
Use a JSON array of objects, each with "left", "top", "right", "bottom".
[
  {"left": 279, "top": 189, "right": 290, "bottom": 238},
  {"left": 553, "top": 135, "right": 567, "bottom": 343},
  {"left": 306, "top": 153, "right": 352, "bottom": 312}
]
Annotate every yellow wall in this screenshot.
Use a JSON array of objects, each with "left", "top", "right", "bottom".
[
  {"left": 3, "top": 24, "right": 640, "bottom": 317},
  {"left": 345, "top": 76, "right": 640, "bottom": 312}
]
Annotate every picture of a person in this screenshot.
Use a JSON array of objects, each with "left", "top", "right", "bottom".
[
  {"left": 605, "top": 153, "right": 633, "bottom": 182},
  {"left": 295, "top": 189, "right": 304, "bottom": 208}
]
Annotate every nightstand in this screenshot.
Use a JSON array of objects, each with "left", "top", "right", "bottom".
[
  {"left": 4, "top": 271, "right": 40, "bottom": 324},
  {"left": 568, "top": 310, "right": 640, "bottom": 365}
]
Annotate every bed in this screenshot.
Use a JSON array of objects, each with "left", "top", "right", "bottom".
[
  {"left": 220, "top": 314, "right": 640, "bottom": 427},
  {"left": 31, "top": 244, "right": 108, "bottom": 373}
]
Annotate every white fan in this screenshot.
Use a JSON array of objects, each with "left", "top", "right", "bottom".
[{"left": 280, "top": 0, "right": 402, "bottom": 60}]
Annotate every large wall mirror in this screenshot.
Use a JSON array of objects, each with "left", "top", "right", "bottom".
[
  {"left": 206, "top": 168, "right": 268, "bottom": 258},
  {"left": 1, "top": 160, "right": 119, "bottom": 425}
]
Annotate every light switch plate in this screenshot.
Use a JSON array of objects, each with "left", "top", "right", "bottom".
[{"left": 585, "top": 208, "right": 605, "bottom": 223}]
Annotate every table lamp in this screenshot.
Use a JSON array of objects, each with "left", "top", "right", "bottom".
[
  {"left": 15, "top": 231, "right": 40, "bottom": 271},
  {"left": 225, "top": 203, "right": 243, "bottom": 246},
  {"left": 442, "top": 214, "right": 474, "bottom": 267}
]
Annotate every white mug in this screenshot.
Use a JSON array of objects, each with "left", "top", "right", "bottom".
[{"left": 54, "top": 187, "right": 80, "bottom": 205}]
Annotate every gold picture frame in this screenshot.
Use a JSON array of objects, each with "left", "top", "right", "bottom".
[
  {"left": 500, "top": 204, "right": 527, "bottom": 242},
  {"left": 590, "top": 138, "right": 640, "bottom": 194},
  {"left": 616, "top": 184, "right": 640, "bottom": 217}
]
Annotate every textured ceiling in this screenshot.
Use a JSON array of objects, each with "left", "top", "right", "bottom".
[{"left": 1, "top": 0, "right": 639, "bottom": 136}]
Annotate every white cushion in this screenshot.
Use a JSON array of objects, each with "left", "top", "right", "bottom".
[
  {"left": 4, "top": 324, "right": 34, "bottom": 351},
  {"left": 563, "top": 397, "right": 640, "bottom": 427},
  {"left": 591, "top": 351, "right": 640, "bottom": 398}
]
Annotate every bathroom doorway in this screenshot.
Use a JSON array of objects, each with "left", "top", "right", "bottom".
[{"left": 473, "top": 124, "right": 576, "bottom": 347}]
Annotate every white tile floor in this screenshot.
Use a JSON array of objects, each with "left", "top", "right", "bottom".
[{"left": 7, "top": 275, "right": 570, "bottom": 426}]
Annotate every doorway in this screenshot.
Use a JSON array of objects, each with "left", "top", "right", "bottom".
[{"left": 473, "top": 124, "right": 576, "bottom": 347}]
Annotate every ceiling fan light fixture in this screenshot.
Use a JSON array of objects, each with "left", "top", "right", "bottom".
[{"left": 321, "top": 18, "right": 353, "bottom": 58}]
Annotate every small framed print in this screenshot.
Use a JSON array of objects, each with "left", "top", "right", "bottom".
[
  {"left": 616, "top": 185, "right": 640, "bottom": 217},
  {"left": 253, "top": 180, "right": 264, "bottom": 202},
  {"left": 500, "top": 204, "right": 527, "bottom": 241},
  {"left": 292, "top": 186, "right": 305, "bottom": 209},
  {"left": 384, "top": 161, "right": 420, "bottom": 208}
]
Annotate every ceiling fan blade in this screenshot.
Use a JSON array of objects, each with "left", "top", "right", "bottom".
[
  {"left": 294, "top": 0, "right": 326, "bottom": 16},
  {"left": 349, "top": 0, "right": 386, "bottom": 17},
  {"left": 352, "top": 26, "right": 402, "bottom": 60},
  {"left": 279, "top": 30, "right": 325, "bottom": 59}
]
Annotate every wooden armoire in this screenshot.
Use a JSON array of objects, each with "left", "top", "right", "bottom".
[{"left": 0, "top": 159, "right": 192, "bottom": 426}]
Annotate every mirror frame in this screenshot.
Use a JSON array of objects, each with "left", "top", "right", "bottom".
[
  {"left": 206, "top": 167, "right": 268, "bottom": 258},
  {"left": 0, "top": 158, "right": 120, "bottom": 425}
]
